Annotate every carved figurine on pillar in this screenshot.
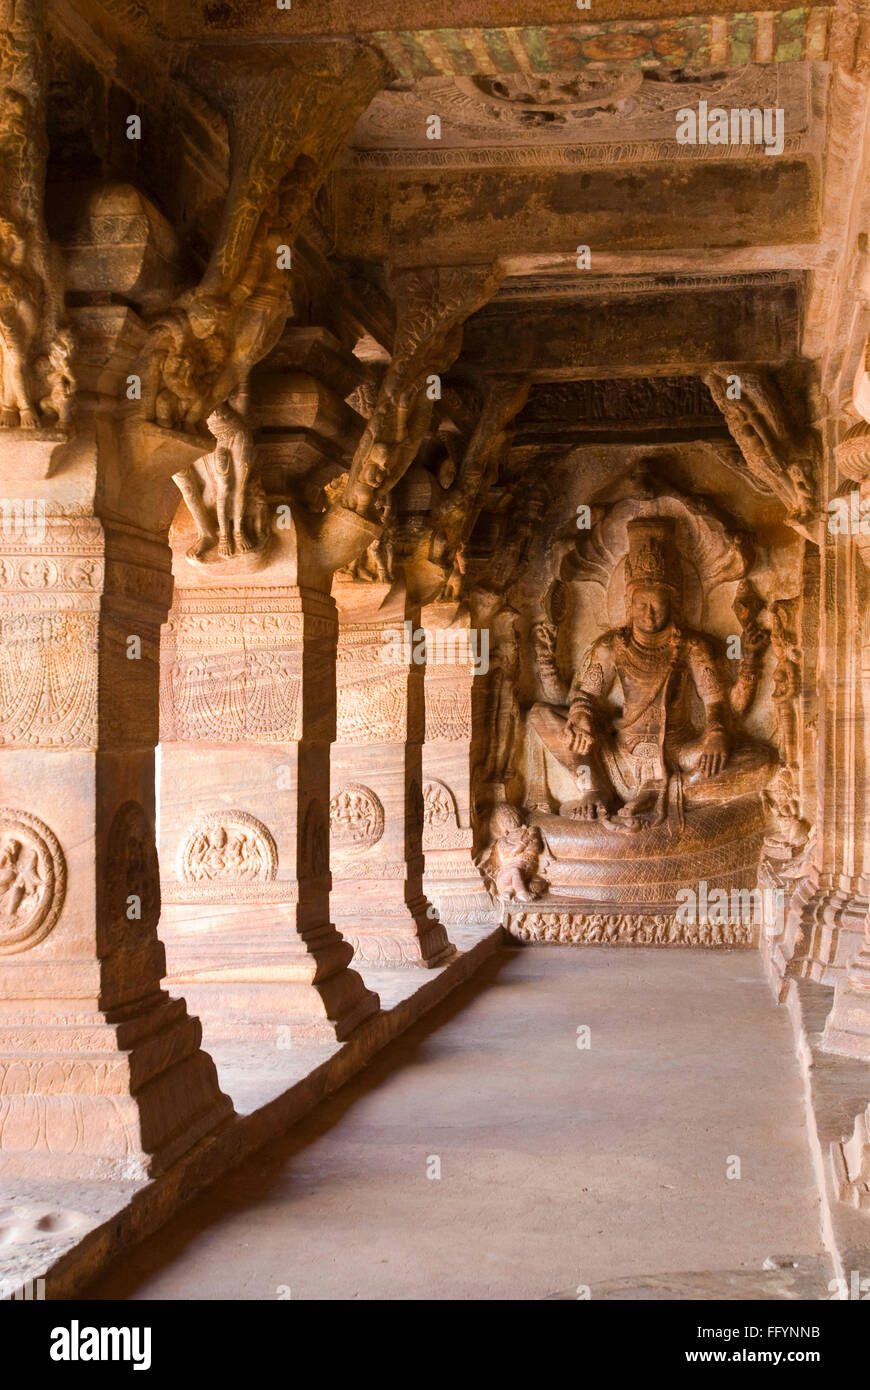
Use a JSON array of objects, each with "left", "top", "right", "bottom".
[
  {"left": 480, "top": 604, "right": 522, "bottom": 798},
  {"left": 172, "top": 403, "right": 269, "bottom": 564},
  {"left": 769, "top": 597, "right": 801, "bottom": 768}
]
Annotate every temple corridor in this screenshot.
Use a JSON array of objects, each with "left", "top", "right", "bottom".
[
  {"left": 83, "top": 949, "right": 829, "bottom": 1302},
  {"left": 5, "top": 0, "right": 870, "bottom": 1324}
]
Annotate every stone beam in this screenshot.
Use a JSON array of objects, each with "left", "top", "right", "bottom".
[
  {"left": 457, "top": 283, "right": 802, "bottom": 378},
  {"left": 333, "top": 159, "right": 818, "bottom": 266},
  {"left": 802, "top": 70, "right": 870, "bottom": 373}
]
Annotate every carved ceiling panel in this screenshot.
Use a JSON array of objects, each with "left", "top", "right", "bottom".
[
  {"left": 368, "top": 12, "right": 832, "bottom": 79},
  {"left": 344, "top": 63, "right": 813, "bottom": 165},
  {"left": 516, "top": 377, "right": 722, "bottom": 436}
]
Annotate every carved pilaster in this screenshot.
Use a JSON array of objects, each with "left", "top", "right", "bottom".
[
  {"left": 821, "top": 474, "right": 870, "bottom": 1050},
  {"left": 767, "top": 414, "right": 868, "bottom": 987},
  {"left": 0, "top": 180, "right": 241, "bottom": 1177}
]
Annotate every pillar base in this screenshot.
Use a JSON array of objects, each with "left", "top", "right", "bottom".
[
  {"left": 0, "top": 995, "right": 233, "bottom": 1180},
  {"left": 423, "top": 871, "right": 497, "bottom": 927},
  {"left": 164, "top": 909, "right": 380, "bottom": 1043},
  {"left": 821, "top": 951, "right": 870, "bottom": 1058},
  {"left": 334, "top": 895, "right": 455, "bottom": 968},
  {"left": 171, "top": 971, "right": 380, "bottom": 1045},
  {"left": 831, "top": 1103, "right": 870, "bottom": 1211},
  {"left": 766, "top": 877, "right": 867, "bottom": 989}
]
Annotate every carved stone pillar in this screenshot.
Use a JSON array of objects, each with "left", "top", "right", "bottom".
[
  {"left": 0, "top": 412, "right": 235, "bottom": 1178},
  {"left": 158, "top": 454, "right": 382, "bottom": 1040},
  {"left": 0, "top": 109, "right": 239, "bottom": 1175},
  {"left": 420, "top": 600, "right": 493, "bottom": 926},
  {"left": 821, "top": 472, "right": 870, "bottom": 1054},
  {"left": 769, "top": 430, "right": 867, "bottom": 985},
  {"left": 330, "top": 584, "right": 454, "bottom": 967}
]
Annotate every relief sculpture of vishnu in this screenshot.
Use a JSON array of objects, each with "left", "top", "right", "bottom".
[{"left": 529, "top": 517, "right": 776, "bottom": 832}]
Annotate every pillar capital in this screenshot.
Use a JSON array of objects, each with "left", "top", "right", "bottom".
[{"left": 139, "top": 44, "right": 387, "bottom": 433}]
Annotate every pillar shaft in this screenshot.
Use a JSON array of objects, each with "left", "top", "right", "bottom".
[
  {"left": 821, "top": 475, "right": 870, "bottom": 1053},
  {"left": 0, "top": 427, "right": 232, "bottom": 1178},
  {"left": 331, "top": 589, "right": 454, "bottom": 966},
  {"left": 770, "top": 438, "right": 868, "bottom": 984},
  {"left": 159, "top": 562, "right": 380, "bottom": 1041}
]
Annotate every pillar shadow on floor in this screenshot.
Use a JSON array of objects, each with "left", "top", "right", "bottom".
[{"left": 81, "top": 947, "right": 518, "bottom": 1299}]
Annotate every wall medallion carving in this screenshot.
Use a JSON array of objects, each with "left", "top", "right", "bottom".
[
  {"left": 0, "top": 809, "right": 67, "bottom": 954},
  {"left": 423, "top": 779, "right": 453, "bottom": 829},
  {"left": 422, "top": 779, "right": 468, "bottom": 851},
  {"left": 178, "top": 812, "right": 278, "bottom": 885},
  {"left": 329, "top": 785, "right": 384, "bottom": 855}
]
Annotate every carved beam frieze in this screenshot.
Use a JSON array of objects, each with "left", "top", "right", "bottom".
[
  {"left": 459, "top": 285, "right": 802, "bottom": 380},
  {"left": 152, "top": 8, "right": 836, "bottom": 72},
  {"left": 516, "top": 377, "right": 722, "bottom": 442},
  {"left": 334, "top": 161, "right": 818, "bottom": 266}
]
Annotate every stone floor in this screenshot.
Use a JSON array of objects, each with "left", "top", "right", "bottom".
[{"left": 84, "top": 946, "right": 833, "bottom": 1301}]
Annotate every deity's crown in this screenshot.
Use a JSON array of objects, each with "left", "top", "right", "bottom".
[{"left": 624, "top": 516, "right": 683, "bottom": 595}]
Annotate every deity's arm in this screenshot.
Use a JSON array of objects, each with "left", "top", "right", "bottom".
[
  {"left": 566, "top": 636, "right": 617, "bottom": 728},
  {"left": 730, "top": 621, "right": 770, "bottom": 718},
  {"left": 532, "top": 621, "right": 564, "bottom": 704},
  {"left": 686, "top": 635, "right": 730, "bottom": 734}
]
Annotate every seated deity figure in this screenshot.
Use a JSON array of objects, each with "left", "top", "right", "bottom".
[{"left": 528, "top": 517, "right": 776, "bottom": 832}]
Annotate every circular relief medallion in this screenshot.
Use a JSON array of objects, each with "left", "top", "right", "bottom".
[
  {"left": 179, "top": 811, "right": 278, "bottom": 884},
  {"left": 329, "top": 784, "right": 384, "bottom": 855},
  {"left": 18, "top": 558, "right": 58, "bottom": 587},
  {"left": 423, "top": 780, "right": 454, "bottom": 829},
  {"left": 0, "top": 808, "right": 67, "bottom": 954}
]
